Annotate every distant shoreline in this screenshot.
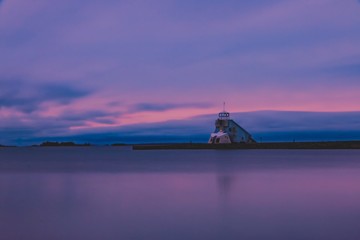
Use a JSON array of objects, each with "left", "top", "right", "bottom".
[{"left": 132, "top": 141, "right": 360, "bottom": 150}]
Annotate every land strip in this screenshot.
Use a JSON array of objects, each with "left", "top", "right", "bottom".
[{"left": 132, "top": 141, "right": 360, "bottom": 150}]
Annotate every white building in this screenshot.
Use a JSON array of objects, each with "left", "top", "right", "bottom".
[{"left": 208, "top": 110, "right": 256, "bottom": 144}]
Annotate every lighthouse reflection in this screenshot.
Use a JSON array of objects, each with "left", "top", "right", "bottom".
[
  {"left": 215, "top": 157, "right": 238, "bottom": 211},
  {"left": 217, "top": 174, "right": 236, "bottom": 199}
]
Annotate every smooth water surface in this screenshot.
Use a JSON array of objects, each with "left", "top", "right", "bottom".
[{"left": 1, "top": 147, "right": 360, "bottom": 240}]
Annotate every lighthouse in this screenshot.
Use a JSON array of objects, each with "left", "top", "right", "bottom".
[{"left": 208, "top": 105, "right": 256, "bottom": 144}]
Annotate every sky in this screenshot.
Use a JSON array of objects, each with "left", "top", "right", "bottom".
[{"left": 0, "top": 0, "right": 360, "bottom": 145}]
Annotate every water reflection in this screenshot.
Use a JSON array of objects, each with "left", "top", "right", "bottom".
[{"left": 1, "top": 149, "right": 360, "bottom": 240}]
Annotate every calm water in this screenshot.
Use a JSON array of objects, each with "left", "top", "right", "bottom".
[{"left": 1, "top": 147, "right": 360, "bottom": 240}]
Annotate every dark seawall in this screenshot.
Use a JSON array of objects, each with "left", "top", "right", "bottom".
[{"left": 132, "top": 141, "right": 360, "bottom": 150}]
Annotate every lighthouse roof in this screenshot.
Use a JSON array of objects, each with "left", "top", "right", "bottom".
[{"left": 218, "top": 111, "right": 230, "bottom": 119}]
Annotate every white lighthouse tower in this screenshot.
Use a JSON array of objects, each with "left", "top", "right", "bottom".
[{"left": 208, "top": 104, "right": 255, "bottom": 144}]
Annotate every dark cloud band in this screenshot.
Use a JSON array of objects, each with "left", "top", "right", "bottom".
[
  {"left": 0, "top": 79, "right": 91, "bottom": 113},
  {"left": 131, "top": 102, "right": 213, "bottom": 112}
]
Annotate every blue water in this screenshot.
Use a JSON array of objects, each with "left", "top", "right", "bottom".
[{"left": 1, "top": 147, "right": 360, "bottom": 240}]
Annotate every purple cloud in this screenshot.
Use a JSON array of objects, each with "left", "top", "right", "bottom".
[
  {"left": 0, "top": 79, "right": 90, "bottom": 113},
  {"left": 131, "top": 102, "right": 213, "bottom": 112},
  {"left": 321, "top": 64, "right": 360, "bottom": 78}
]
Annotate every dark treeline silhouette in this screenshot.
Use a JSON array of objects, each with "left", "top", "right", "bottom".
[
  {"left": 0, "top": 144, "right": 15, "bottom": 147},
  {"left": 39, "top": 141, "right": 91, "bottom": 147},
  {"left": 111, "top": 143, "right": 128, "bottom": 146}
]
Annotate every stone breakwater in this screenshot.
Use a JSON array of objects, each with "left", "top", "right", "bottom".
[{"left": 132, "top": 141, "right": 360, "bottom": 150}]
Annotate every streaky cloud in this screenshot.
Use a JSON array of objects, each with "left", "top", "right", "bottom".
[
  {"left": 0, "top": 109, "right": 120, "bottom": 146},
  {"left": 131, "top": 102, "right": 213, "bottom": 112},
  {"left": 323, "top": 63, "right": 360, "bottom": 77},
  {"left": 77, "top": 111, "right": 360, "bottom": 144},
  {"left": 39, "top": 83, "right": 89, "bottom": 104},
  {"left": 0, "top": 79, "right": 91, "bottom": 113},
  {"left": 0, "top": 0, "right": 359, "bottom": 113},
  {"left": 59, "top": 110, "right": 121, "bottom": 125}
]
